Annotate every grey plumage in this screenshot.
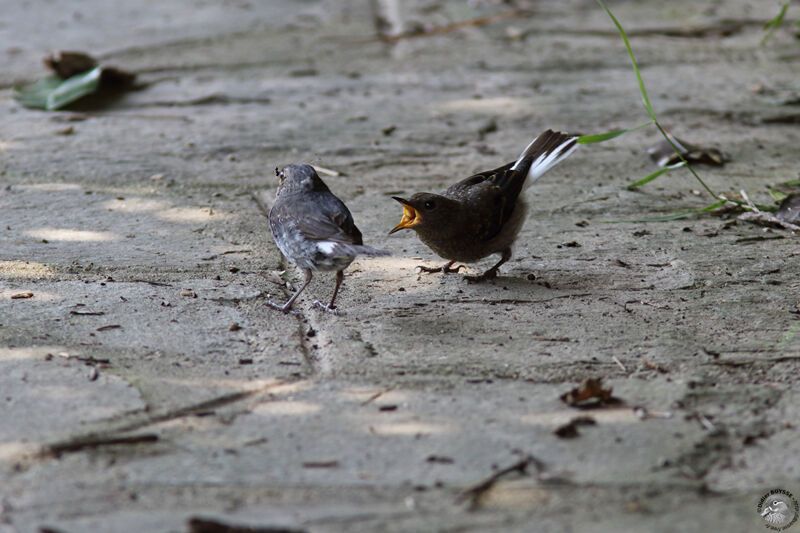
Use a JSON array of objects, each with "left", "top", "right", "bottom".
[{"left": 268, "top": 164, "right": 388, "bottom": 313}]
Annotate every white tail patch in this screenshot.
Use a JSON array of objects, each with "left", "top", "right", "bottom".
[{"left": 511, "top": 132, "right": 579, "bottom": 189}]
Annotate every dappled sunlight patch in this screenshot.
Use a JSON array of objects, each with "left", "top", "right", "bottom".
[
  {"left": 474, "top": 480, "right": 553, "bottom": 510},
  {"left": 24, "top": 227, "right": 119, "bottom": 242},
  {"left": 0, "top": 346, "right": 66, "bottom": 361},
  {"left": 19, "top": 183, "right": 82, "bottom": 192},
  {"left": 102, "top": 197, "right": 171, "bottom": 213},
  {"left": 0, "top": 441, "right": 38, "bottom": 462},
  {"left": 340, "top": 387, "right": 410, "bottom": 404},
  {"left": 0, "top": 260, "right": 56, "bottom": 279},
  {"left": 520, "top": 407, "right": 638, "bottom": 426},
  {"left": 0, "top": 287, "right": 61, "bottom": 301},
  {"left": 252, "top": 400, "right": 321, "bottom": 416},
  {"left": 156, "top": 206, "right": 232, "bottom": 223},
  {"left": 435, "top": 96, "right": 529, "bottom": 115},
  {"left": 369, "top": 421, "right": 452, "bottom": 436},
  {"left": 152, "top": 377, "right": 287, "bottom": 393}
]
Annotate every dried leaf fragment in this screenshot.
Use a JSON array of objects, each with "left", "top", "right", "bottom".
[
  {"left": 560, "top": 377, "right": 621, "bottom": 408},
  {"left": 11, "top": 291, "right": 34, "bottom": 299},
  {"left": 648, "top": 134, "right": 727, "bottom": 168}
]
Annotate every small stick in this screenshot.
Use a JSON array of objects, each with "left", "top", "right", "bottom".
[
  {"left": 612, "top": 355, "right": 627, "bottom": 372},
  {"left": 313, "top": 165, "right": 343, "bottom": 177},
  {"left": 457, "top": 455, "right": 543, "bottom": 509}
]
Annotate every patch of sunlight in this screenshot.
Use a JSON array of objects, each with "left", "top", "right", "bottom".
[
  {"left": 152, "top": 377, "right": 288, "bottom": 393},
  {"left": 0, "top": 346, "right": 66, "bottom": 361},
  {"left": 0, "top": 442, "right": 37, "bottom": 462},
  {"left": 102, "top": 197, "right": 171, "bottom": 212},
  {"left": 21, "top": 183, "right": 82, "bottom": 192},
  {"left": 0, "top": 287, "right": 61, "bottom": 301},
  {"left": 477, "top": 480, "right": 552, "bottom": 509},
  {"left": 0, "top": 260, "right": 56, "bottom": 279},
  {"left": 369, "top": 421, "right": 451, "bottom": 436},
  {"left": 156, "top": 206, "right": 231, "bottom": 223},
  {"left": 520, "top": 407, "right": 638, "bottom": 426},
  {"left": 25, "top": 227, "right": 119, "bottom": 242},
  {"left": 340, "top": 387, "right": 409, "bottom": 404},
  {"left": 435, "top": 96, "right": 529, "bottom": 115},
  {"left": 253, "top": 401, "right": 321, "bottom": 416}
]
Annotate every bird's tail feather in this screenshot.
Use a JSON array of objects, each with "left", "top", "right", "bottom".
[
  {"left": 511, "top": 129, "right": 579, "bottom": 189},
  {"left": 319, "top": 241, "right": 390, "bottom": 257}
]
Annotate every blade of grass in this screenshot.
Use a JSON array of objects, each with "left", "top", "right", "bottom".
[
  {"left": 595, "top": 0, "right": 717, "bottom": 199},
  {"left": 601, "top": 199, "right": 728, "bottom": 223},
  {"left": 627, "top": 162, "right": 686, "bottom": 189},
  {"left": 577, "top": 120, "right": 654, "bottom": 144},
  {"left": 595, "top": 0, "right": 654, "bottom": 119},
  {"left": 762, "top": 2, "right": 790, "bottom": 45}
]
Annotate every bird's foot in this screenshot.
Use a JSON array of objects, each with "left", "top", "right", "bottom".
[
  {"left": 464, "top": 268, "right": 498, "bottom": 284},
  {"left": 266, "top": 299, "right": 303, "bottom": 317},
  {"left": 312, "top": 300, "right": 341, "bottom": 315},
  {"left": 417, "top": 263, "right": 466, "bottom": 275}
]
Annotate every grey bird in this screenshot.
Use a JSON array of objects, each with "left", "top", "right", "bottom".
[
  {"left": 268, "top": 164, "right": 388, "bottom": 313},
  {"left": 390, "top": 129, "right": 578, "bottom": 282}
]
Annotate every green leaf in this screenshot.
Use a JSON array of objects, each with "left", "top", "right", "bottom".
[
  {"left": 626, "top": 162, "right": 686, "bottom": 189},
  {"left": 577, "top": 121, "right": 654, "bottom": 144},
  {"left": 14, "top": 66, "right": 102, "bottom": 111},
  {"left": 769, "top": 188, "right": 789, "bottom": 203}
]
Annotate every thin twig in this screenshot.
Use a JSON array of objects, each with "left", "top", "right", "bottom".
[
  {"left": 611, "top": 355, "right": 627, "bottom": 372},
  {"left": 457, "top": 455, "right": 543, "bottom": 509}
]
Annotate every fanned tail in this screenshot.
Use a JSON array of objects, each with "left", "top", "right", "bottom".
[{"left": 511, "top": 129, "right": 579, "bottom": 189}]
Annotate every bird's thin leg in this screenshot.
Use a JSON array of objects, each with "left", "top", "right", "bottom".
[
  {"left": 465, "top": 248, "right": 512, "bottom": 283},
  {"left": 268, "top": 269, "right": 312, "bottom": 314},
  {"left": 417, "top": 260, "right": 466, "bottom": 274},
  {"left": 313, "top": 270, "right": 343, "bottom": 314}
]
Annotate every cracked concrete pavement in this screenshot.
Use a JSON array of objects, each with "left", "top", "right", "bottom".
[{"left": 1, "top": 0, "right": 799, "bottom": 531}]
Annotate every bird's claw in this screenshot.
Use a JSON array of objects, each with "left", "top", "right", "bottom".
[
  {"left": 416, "top": 263, "right": 466, "bottom": 274},
  {"left": 312, "top": 300, "right": 340, "bottom": 315},
  {"left": 266, "top": 299, "right": 303, "bottom": 317}
]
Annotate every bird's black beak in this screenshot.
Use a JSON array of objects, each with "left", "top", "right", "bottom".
[{"left": 390, "top": 197, "right": 421, "bottom": 234}]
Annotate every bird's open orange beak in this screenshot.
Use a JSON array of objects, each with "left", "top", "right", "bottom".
[{"left": 390, "top": 197, "right": 421, "bottom": 234}]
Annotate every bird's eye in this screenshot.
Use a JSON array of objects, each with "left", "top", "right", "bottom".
[{"left": 424, "top": 200, "right": 436, "bottom": 210}]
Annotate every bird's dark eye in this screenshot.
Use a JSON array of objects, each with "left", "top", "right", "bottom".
[{"left": 424, "top": 200, "right": 436, "bottom": 210}]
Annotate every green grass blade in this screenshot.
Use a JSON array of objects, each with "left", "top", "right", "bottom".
[
  {"left": 627, "top": 162, "right": 686, "bottom": 189},
  {"left": 762, "top": 2, "right": 789, "bottom": 45},
  {"left": 601, "top": 199, "right": 728, "bottom": 223},
  {"left": 596, "top": 0, "right": 655, "bottom": 119},
  {"left": 577, "top": 120, "right": 654, "bottom": 144}
]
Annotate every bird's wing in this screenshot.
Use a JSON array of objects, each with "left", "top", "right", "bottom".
[
  {"left": 443, "top": 162, "right": 521, "bottom": 241},
  {"left": 272, "top": 191, "right": 364, "bottom": 245}
]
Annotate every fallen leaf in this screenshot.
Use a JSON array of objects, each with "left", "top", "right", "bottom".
[
  {"left": 648, "top": 134, "right": 727, "bottom": 168},
  {"left": 14, "top": 51, "right": 137, "bottom": 111},
  {"left": 560, "top": 378, "right": 621, "bottom": 408},
  {"left": 11, "top": 291, "right": 34, "bottom": 299}
]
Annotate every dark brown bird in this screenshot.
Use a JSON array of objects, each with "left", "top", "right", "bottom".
[
  {"left": 269, "top": 164, "right": 388, "bottom": 314},
  {"left": 390, "top": 129, "right": 578, "bottom": 282}
]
